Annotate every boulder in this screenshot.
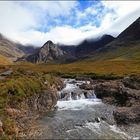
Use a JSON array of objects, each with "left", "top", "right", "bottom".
[
  {"left": 113, "top": 106, "right": 140, "bottom": 125},
  {"left": 79, "top": 83, "right": 94, "bottom": 90},
  {"left": 94, "top": 81, "right": 140, "bottom": 106},
  {"left": 26, "top": 90, "right": 58, "bottom": 112},
  {"left": 122, "top": 75, "right": 140, "bottom": 90}
]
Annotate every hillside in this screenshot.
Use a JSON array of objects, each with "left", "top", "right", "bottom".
[
  {"left": 26, "top": 40, "right": 66, "bottom": 63},
  {"left": 37, "top": 17, "right": 140, "bottom": 76},
  {"left": 0, "top": 34, "right": 24, "bottom": 61},
  {"left": 0, "top": 54, "right": 12, "bottom": 65},
  {"left": 0, "top": 33, "right": 37, "bottom": 63},
  {"left": 25, "top": 35, "right": 115, "bottom": 63},
  {"left": 87, "top": 17, "right": 140, "bottom": 61}
]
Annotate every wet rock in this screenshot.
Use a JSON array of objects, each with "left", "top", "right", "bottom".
[
  {"left": 71, "top": 92, "right": 78, "bottom": 100},
  {"left": 95, "top": 117, "right": 101, "bottom": 123},
  {"left": 122, "top": 75, "right": 140, "bottom": 90},
  {"left": 79, "top": 83, "right": 94, "bottom": 90},
  {"left": 75, "top": 77, "right": 92, "bottom": 81},
  {"left": 113, "top": 106, "right": 140, "bottom": 125},
  {"left": 94, "top": 78, "right": 140, "bottom": 125},
  {"left": 94, "top": 81, "right": 140, "bottom": 106},
  {"left": 26, "top": 90, "right": 58, "bottom": 112},
  {"left": 83, "top": 91, "right": 96, "bottom": 99}
]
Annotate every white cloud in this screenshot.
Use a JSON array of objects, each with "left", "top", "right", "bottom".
[
  {"left": 101, "top": 1, "right": 140, "bottom": 36},
  {"left": 0, "top": 1, "right": 78, "bottom": 45},
  {"left": 0, "top": 1, "right": 140, "bottom": 46},
  {"left": 0, "top": 2, "right": 36, "bottom": 39}
]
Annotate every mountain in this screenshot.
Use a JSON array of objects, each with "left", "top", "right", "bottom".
[
  {"left": 16, "top": 44, "right": 38, "bottom": 55},
  {"left": 0, "top": 54, "right": 12, "bottom": 65},
  {"left": 25, "top": 35, "right": 115, "bottom": 64},
  {"left": 117, "top": 17, "right": 140, "bottom": 41},
  {"left": 0, "top": 33, "right": 37, "bottom": 63},
  {"left": 7, "top": 16, "right": 140, "bottom": 64},
  {"left": 87, "top": 17, "right": 140, "bottom": 61},
  {"left": 0, "top": 34, "right": 24, "bottom": 61},
  {"left": 75, "top": 35, "right": 115, "bottom": 58},
  {"left": 26, "top": 40, "right": 67, "bottom": 63},
  {"left": 58, "top": 35, "right": 115, "bottom": 60}
]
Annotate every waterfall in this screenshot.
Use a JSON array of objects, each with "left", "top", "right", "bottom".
[
  {"left": 59, "top": 79, "right": 98, "bottom": 101},
  {"left": 60, "top": 90, "right": 98, "bottom": 101}
]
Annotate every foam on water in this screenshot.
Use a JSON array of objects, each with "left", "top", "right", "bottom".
[{"left": 57, "top": 99, "right": 101, "bottom": 110}]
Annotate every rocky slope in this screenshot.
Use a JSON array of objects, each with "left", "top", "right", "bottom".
[
  {"left": 26, "top": 40, "right": 67, "bottom": 63},
  {"left": 88, "top": 17, "right": 140, "bottom": 61},
  {"left": 25, "top": 35, "right": 115, "bottom": 64},
  {"left": 94, "top": 75, "right": 140, "bottom": 125},
  {"left": 0, "top": 34, "right": 25, "bottom": 61},
  {"left": 59, "top": 34, "right": 115, "bottom": 59},
  {"left": 0, "top": 33, "right": 37, "bottom": 63},
  {"left": 75, "top": 35, "right": 115, "bottom": 58}
]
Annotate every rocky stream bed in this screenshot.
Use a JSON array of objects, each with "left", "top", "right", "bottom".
[{"left": 27, "top": 78, "right": 140, "bottom": 139}]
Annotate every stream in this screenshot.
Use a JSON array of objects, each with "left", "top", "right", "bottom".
[{"left": 35, "top": 79, "right": 135, "bottom": 139}]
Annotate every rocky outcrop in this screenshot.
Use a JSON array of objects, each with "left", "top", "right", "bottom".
[
  {"left": 26, "top": 40, "right": 66, "bottom": 63},
  {"left": 25, "top": 90, "right": 58, "bottom": 113},
  {"left": 122, "top": 75, "right": 140, "bottom": 90},
  {"left": 79, "top": 82, "right": 94, "bottom": 90},
  {"left": 94, "top": 80, "right": 140, "bottom": 106},
  {"left": 94, "top": 76, "right": 140, "bottom": 125}
]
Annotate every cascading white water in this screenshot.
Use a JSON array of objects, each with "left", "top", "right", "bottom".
[
  {"left": 57, "top": 79, "right": 102, "bottom": 111},
  {"left": 37, "top": 78, "right": 132, "bottom": 139},
  {"left": 59, "top": 79, "right": 99, "bottom": 101}
]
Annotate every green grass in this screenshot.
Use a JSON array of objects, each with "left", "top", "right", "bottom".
[
  {"left": 0, "top": 67, "right": 62, "bottom": 138},
  {"left": 12, "top": 58, "right": 140, "bottom": 78}
]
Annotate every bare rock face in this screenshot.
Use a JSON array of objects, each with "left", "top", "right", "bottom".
[
  {"left": 79, "top": 83, "right": 94, "bottom": 90},
  {"left": 26, "top": 89, "right": 58, "bottom": 113},
  {"left": 94, "top": 80, "right": 140, "bottom": 106},
  {"left": 26, "top": 40, "right": 65, "bottom": 63},
  {"left": 94, "top": 77, "right": 140, "bottom": 125},
  {"left": 122, "top": 75, "right": 140, "bottom": 90}
]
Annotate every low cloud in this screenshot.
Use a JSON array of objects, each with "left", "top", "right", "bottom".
[{"left": 0, "top": 1, "right": 139, "bottom": 46}]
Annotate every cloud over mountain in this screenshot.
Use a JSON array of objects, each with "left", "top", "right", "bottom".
[{"left": 0, "top": 1, "right": 140, "bottom": 46}]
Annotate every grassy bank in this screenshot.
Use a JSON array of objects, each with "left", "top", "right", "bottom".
[
  {"left": 13, "top": 59, "right": 140, "bottom": 78},
  {"left": 0, "top": 67, "right": 61, "bottom": 139}
]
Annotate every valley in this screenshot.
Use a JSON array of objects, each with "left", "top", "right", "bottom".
[{"left": 0, "top": 11, "right": 140, "bottom": 139}]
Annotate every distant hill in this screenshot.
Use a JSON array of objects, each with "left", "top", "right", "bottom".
[
  {"left": 1, "top": 17, "right": 140, "bottom": 65},
  {"left": 26, "top": 40, "right": 67, "bottom": 63},
  {"left": 75, "top": 34, "right": 115, "bottom": 58},
  {"left": 0, "top": 33, "right": 37, "bottom": 63},
  {"left": 0, "top": 54, "right": 12, "bottom": 65},
  {"left": 25, "top": 35, "right": 115, "bottom": 63},
  {"left": 86, "top": 17, "right": 140, "bottom": 61}
]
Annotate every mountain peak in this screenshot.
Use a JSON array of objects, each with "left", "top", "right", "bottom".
[
  {"left": 43, "top": 40, "right": 54, "bottom": 47},
  {"left": 117, "top": 16, "right": 140, "bottom": 41}
]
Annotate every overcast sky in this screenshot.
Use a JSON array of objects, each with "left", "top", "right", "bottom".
[{"left": 0, "top": 1, "right": 140, "bottom": 46}]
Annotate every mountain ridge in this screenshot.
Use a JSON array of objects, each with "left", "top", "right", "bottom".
[{"left": 25, "top": 34, "right": 115, "bottom": 63}]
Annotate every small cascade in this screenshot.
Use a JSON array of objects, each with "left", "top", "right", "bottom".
[
  {"left": 38, "top": 78, "right": 133, "bottom": 140},
  {"left": 58, "top": 79, "right": 99, "bottom": 101}
]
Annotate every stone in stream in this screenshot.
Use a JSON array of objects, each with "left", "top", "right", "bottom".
[{"left": 95, "top": 117, "right": 101, "bottom": 123}]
